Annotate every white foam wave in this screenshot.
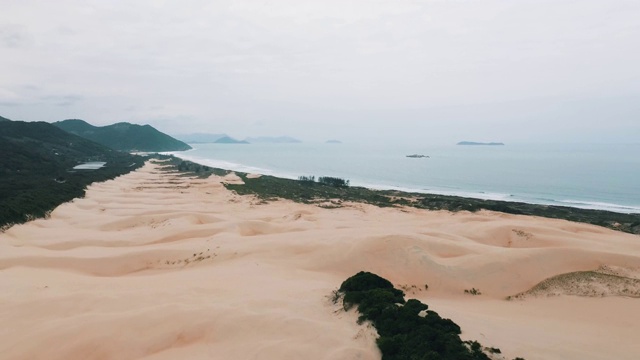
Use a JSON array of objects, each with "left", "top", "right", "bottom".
[
  {"left": 555, "top": 199, "right": 640, "bottom": 214},
  {"left": 358, "top": 183, "right": 515, "bottom": 202}
]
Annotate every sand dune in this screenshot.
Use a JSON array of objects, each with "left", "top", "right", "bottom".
[{"left": 1, "top": 162, "right": 639, "bottom": 359}]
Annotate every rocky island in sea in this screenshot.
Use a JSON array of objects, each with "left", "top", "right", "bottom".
[
  {"left": 457, "top": 141, "right": 505, "bottom": 146},
  {"left": 214, "top": 136, "right": 249, "bottom": 144},
  {"left": 406, "top": 154, "right": 429, "bottom": 158}
]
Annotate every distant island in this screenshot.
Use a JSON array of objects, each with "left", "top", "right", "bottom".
[
  {"left": 244, "top": 136, "right": 301, "bottom": 144},
  {"left": 406, "top": 154, "right": 429, "bottom": 158},
  {"left": 457, "top": 141, "right": 505, "bottom": 146},
  {"left": 54, "top": 119, "right": 191, "bottom": 152},
  {"left": 174, "top": 133, "right": 249, "bottom": 144},
  {"left": 325, "top": 139, "right": 342, "bottom": 144},
  {"left": 174, "top": 133, "right": 303, "bottom": 145},
  {"left": 214, "top": 136, "right": 249, "bottom": 144}
]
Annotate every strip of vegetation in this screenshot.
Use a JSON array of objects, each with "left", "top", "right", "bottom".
[
  {"left": 299, "top": 175, "right": 350, "bottom": 187},
  {"left": 156, "top": 155, "right": 228, "bottom": 177},
  {"left": 160, "top": 156, "right": 640, "bottom": 234},
  {"left": 338, "top": 271, "right": 522, "bottom": 360}
]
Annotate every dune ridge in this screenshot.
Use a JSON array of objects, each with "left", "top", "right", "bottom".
[
  {"left": 1, "top": 161, "right": 639, "bottom": 359},
  {"left": 508, "top": 265, "right": 640, "bottom": 299}
]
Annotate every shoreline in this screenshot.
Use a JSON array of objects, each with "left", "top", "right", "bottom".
[
  {"left": 167, "top": 150, "right": 640, "bottom": 215},
  {"left": 1, "top": 160, "right": 639, "bottom": 359},
  {"left": 162, "top": 155, "right": 640, "bottom": 235}
]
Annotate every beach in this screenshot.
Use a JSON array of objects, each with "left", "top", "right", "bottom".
[{"left": 1, "top": 161, "right": 640, "bottom": 359}]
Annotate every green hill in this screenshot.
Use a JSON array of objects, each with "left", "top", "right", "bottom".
[
  {"left": 54, "top": 119, "right": 191, "bottom": 152},
  {"left": 0, "top": 118, "right": 145, "bottom": 228}
]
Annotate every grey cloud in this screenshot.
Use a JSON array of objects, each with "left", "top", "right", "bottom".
[
  {"left": 0, "top": 101, "right": 20, "bottom": 107},
  {"left": 0, "top": 89, "right": 84, "bottom": 111},
  {"left": 20, "top": 85, "right": 40, "bottom": 91},
  {"left": 39, "top": 94, "right": 84, "bottom": 107},
  {"left": 0, "top": 24, "right": 30, "bottom": 48}
]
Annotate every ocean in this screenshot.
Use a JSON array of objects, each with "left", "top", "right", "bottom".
[{"left": 169, "top": 142, "right": 640, "bottom": 214}]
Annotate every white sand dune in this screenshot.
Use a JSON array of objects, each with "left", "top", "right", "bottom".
[{"left": 1, "top": 162, "right": 639, "bottom": 359}]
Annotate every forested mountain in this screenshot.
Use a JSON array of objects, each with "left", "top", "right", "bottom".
[
  {"left": 0, "top": 118, "right": 145, "bottom": 228},
  {"left": 54, "top": 119, "right": 191, "bottom": 152}
]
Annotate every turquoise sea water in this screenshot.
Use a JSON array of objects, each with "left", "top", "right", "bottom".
[{"left": 169, "top": 143, "right": 640, "bottom": 214}]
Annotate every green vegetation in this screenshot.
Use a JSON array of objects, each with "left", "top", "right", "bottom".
[
  {"left": 54, "top": 119, "right": 191, "bottom": 152},
  {"left": 176, "top": 161, "right": 211, "bottom": 175},
  {"left": 298, "top": 175, "right": 316, "bottom": 183},
  {"left": 318, "top": 176, "right": 350, "bottom": 187},
  {"left": 0, "top": 119, "right": 145, "bottom": 229},
  {"left": 297, "top": 175, "right": 350, "bottom": 187},
  {"left": 161, "top": 156, "right": 640, "bottom": 234},
  {"left": 338, "top": 271, "right": 521, "bottom": 360},
  {"left": 464, "top": 288, "right": 482, "bottom": 295},
  {"left": 159, "top": 156, "right": 228, "bottom": 178}
]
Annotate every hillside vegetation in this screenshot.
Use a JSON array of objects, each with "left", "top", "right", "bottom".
[
  {"left": 0, "top": 118, "right": 145, "bottom": 228},
  {"left": 54, "top": 119, "right": 191, "bottom": 152}
]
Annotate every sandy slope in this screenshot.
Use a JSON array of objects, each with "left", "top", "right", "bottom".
[{"left": 1, "top": 162, "right": 639, "bottom": 360}]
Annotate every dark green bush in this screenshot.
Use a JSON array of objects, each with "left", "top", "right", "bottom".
[
  {"left": 298, "top": 175, "right": 315, "bottom": 181},
  {"left": 340, "top": 271, "right": 397, "bottom": 292},
  {"left": 318, "top": 176, "right": 349, "bottom": 187},
  {"left": 339, "top": 271, "right": 490, "bottom": 360}
]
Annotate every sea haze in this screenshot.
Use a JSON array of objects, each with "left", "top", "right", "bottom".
[{"left": 169, "top": 143, "right": 640, "bottom": 214}]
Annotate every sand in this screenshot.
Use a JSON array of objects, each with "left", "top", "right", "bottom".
[{"left": 1, "top": 162, "right": 639, "bottom": 360}]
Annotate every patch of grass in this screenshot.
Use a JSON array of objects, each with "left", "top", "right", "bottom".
[{"left": 464, "top": 288, "right": 482, "bottom": 296}]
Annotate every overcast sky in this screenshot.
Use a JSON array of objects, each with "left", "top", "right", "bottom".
[{"left": 1, "top": 0, "right": 639, "bottom": 144}]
